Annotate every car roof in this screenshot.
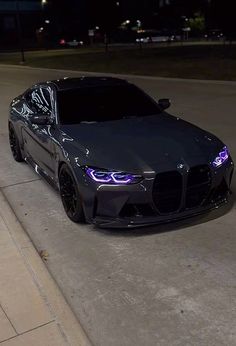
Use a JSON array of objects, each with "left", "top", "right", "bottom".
[{"left": 46, "top": 77, "right": 129, "bottom": 91}]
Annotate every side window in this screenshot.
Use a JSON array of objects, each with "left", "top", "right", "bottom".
[{"left": 25, "top": 87, "right": 53, "bottom": 116}]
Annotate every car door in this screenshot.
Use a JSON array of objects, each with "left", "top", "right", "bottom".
[{"left": 22, "top": 85, "right": 57, "bottom": 178}]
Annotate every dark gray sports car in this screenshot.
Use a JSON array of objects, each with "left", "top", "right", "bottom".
[{"left": 9, "top": 77, "right": 234, "bottom": 228}]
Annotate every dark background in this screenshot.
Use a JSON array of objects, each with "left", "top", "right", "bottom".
[{"left": 0, "top": 0, "right": 235, "bottom": 49}]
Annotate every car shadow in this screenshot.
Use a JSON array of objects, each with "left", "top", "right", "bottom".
[{"left": 93, "top": 194, "right": 235, "bottom": 238}]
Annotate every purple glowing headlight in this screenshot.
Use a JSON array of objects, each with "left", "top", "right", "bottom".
[
  {"left": 212, "top": 146, "right": 229, "bottom": 168},
  {"left": 85, "top": 167, "right": 142, "bottom": 185}
]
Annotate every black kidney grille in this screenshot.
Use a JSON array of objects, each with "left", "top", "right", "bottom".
[
  {"left": 153, "top": 171, "right": 183, "bottom": 214},
  {"left": 186, "top": 165, "right": 211, "bottom": 209}
]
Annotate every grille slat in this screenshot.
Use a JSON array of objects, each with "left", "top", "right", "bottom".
[
  {"left": 186, "top": 165, "right": 211, "bottom": 209},
  {"left": 153, "top": 171, "right": 182, "bottom": 214},
  {"left": 153, "top": 165, "right": 212, "bottom": 214}
]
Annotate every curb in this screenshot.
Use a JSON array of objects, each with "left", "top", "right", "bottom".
[
  {"left": 1, "top": 63, "right": 236, "bottom": 86},
  {"left": 0, "top": 189, "right": 92, "bottom": 346}
]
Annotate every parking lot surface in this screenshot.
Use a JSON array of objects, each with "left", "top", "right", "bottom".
[{"left": 0, "top": 65, "right": 235, "bottom": 346}]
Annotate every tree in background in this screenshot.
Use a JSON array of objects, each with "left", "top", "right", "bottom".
[
  {"left": 189, "top": 12, "right": 206, "bottom": 36},
  {"left": 87, "top": 0, "right": 122, "bottom": 40},
  {"left": 153, "top": 0, "right": 209, "bottom": 34},
  {"left": 209, "top": 0, "right": 236, "bottom": 40}
]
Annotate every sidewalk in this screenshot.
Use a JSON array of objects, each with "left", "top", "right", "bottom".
[{"left": 0, "top": 190, "right": 91, "bottom": 346}]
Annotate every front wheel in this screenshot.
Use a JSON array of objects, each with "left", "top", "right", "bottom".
[
  {"left": 59, "top": 164, "right": 85, "bottom": 223},
  {"left": 9, "top": 123, "right": 24, "bottom": 162}
]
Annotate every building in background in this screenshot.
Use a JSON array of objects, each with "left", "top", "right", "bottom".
[{"left": 0, "top": 0, "right": 42, "bottom": 49}]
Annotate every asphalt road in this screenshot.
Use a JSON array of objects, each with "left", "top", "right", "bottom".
[{"left": 0, "top": 65, "right": 236, "bottom": 346}]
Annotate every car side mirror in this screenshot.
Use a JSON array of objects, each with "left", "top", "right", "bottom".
[
  {"left": 158, "top": 98, "right": 171, "bottom": 111},
  {"left": 31, "top": 114, "right": 54, "bottom": 125}
]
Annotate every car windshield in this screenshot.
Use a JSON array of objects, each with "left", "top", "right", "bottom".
[{"left": 57, "top": 84, "right": 161, "bottom": 125}]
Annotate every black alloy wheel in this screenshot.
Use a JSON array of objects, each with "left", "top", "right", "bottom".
[
  {"left": 9, "top": 124, "right": 24, "bottom": 162},
  {"left": 59, "top": 164, "right": 85, "bottom": 223}
]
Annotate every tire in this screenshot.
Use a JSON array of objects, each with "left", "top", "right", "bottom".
[
  {"left": 9, "top": 123, "right": 24, "bottom": 162},
  {"left": 59, "top": 164, "right": 85, "bottom": 223}
]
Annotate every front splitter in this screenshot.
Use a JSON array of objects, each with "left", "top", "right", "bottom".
[{"left": 92, "top": 194, "right": 232, "bottom": 229}]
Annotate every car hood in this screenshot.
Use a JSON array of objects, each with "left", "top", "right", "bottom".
[{"left": 61, "top": 114, "right": 222, "bottom": 172}]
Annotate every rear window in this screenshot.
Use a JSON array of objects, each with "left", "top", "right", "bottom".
[{"left": 57, "top": 84, "right": 160, "bottom": 125}]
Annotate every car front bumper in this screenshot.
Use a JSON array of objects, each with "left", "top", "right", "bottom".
[
  {"left": 79, "top": 160, "right": 234, "bottom": 229},
  {"left": 92, "top": 194, "right": 231, "bottom": 228}
]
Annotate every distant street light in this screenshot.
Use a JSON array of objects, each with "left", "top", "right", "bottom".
[
  {"left": 42, "top": 0, "right": 47, "bottom": 4},
  {"left": 137, "top": 20, "right": 141, "bottom": 28},
  {"left": 15, "top": 0, "right": 25, "bottom": 63}
]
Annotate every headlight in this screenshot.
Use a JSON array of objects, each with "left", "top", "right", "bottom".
[
  {"left": 212, "top": 146, "right": 229, "bottom": 168},
  {"left": 84, "top": 167, "right": 143, "bottom": 185}
]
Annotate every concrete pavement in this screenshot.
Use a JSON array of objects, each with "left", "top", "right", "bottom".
[
  {"left": 0, "top": 65, "right": 235, "bottom": 346},
  {"left": 0, "top": 190, "right": 91, "bottom": 345},
  {"left": 0, "top": 198, "right": 65, "bottom": 345}
]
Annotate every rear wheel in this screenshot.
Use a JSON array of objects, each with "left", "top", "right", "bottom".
[
  {"left": 59, "top": 164, "right": 85, "bottom": 223},
  {"left": 9, "top": 123, "right": 24, "bottom": 162}
]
